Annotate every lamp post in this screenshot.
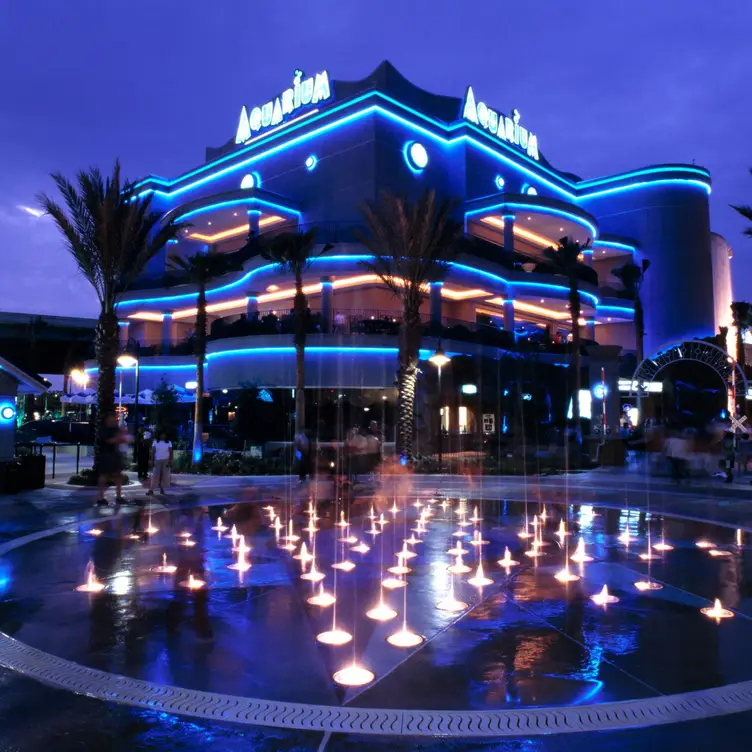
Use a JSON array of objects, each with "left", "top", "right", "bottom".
[{"left": 429, "top": 347, "right": 450, "bottom": 472}]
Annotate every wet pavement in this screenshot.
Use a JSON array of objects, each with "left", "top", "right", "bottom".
[{"left": 2, "top": 480, "right": 752, "bottom": 749}]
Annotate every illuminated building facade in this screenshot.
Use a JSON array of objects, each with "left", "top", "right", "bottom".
[{"left": 102, "top": 61, "right": 726, "bottom": 416}]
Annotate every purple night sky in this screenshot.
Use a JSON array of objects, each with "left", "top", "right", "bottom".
[{"left": 0, "top": 1, "right": 750, "bottom": 318}]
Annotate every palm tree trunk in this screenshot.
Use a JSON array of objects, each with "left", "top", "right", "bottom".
[
  {"left": 635, "top": 296, "right": 645, "bottom": 364},
  {"left": 737, "top": 327, "right": 746, "bottom": 371},
  {"left": 94, "top": 310, "right": 119, "bottom": 473},
  {"left": 293, "top": 279, "right": 306, "bottom": 435},
  {"left": 569, "top": 285, "right": 582, "bottom": 443},
  {"left": 397, "top": 305, "right": 422, "bottom": 463},
  {"left": 192, "top": 284, "right": 207, "bottom": 464}
]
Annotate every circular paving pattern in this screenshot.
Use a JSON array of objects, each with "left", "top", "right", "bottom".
[{"left": 1, "top": 498, "right": 752, "bottom": 737}]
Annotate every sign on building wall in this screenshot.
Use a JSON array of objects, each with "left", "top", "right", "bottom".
[
  {"left": 461, "top": 86, "right": 539, "bottom": 161},
  {"left": 482, "top": 414, "right": 495, "bottom": 434},
  {"left": 235, "top": 70, "right": 333, "bottom": 145}
]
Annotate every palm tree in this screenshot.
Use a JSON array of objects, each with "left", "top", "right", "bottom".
[
  {"left": 358, "top": 190, "right": 461, "bottom": 463},
  {"left": 169, "top": 249, "right": 245, "bottom": 464},
  {"left": 543, "top": 236, "right": 592, "bottom": 440},
  {"left": 260, "top": 229, "right": 326, "bottom": 437},
  {"left": 730, "top": 301, "right": 752, "bottom": 370},
  {"left": 612, "top": 259, "right": 651, "bottom": 363},
  {"left": 38, "top": 161, "right": 182, "bottom": 473},
  {"left": 731, "top": 170, "right": 752, "bottom": 238}
]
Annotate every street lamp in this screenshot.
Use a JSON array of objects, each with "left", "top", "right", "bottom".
[{"left": 429, "top": 348, "right": 450, "bottom": 471}]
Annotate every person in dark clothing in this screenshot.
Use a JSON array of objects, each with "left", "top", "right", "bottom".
[
  {"left": 97, "top": 413, "right": 127, "bottom": 506},
  {"left": 136, "top": 427, "right": 153, "bottom": 481}
]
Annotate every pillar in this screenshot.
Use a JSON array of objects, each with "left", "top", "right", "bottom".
[
  {"left": 118, "top": 321, "right": 130, "bottom": 348},
  {"left": 503, "top": 287, "right": 515, "bottom": 333},
  {"left": 321, "top": 277, "right": 333, "bottom": 333},
  {"left": 246, "top": 291, "right": 259, "bottom": 317},
  {"left": 247, "top": 209, "right": 261, "bottom": 238},
  {"left": 430, "top": 282, "right": 443, "bottom": 325},
  {"left": 502, "top": 213, "right": 515, "bottom": 252},
  {"left": 161, "top": 312, "right": 173, "bottom": 355}
]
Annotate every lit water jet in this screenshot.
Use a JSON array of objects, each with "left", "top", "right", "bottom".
[
  {"left": 76, "top": 561, "right": 105, "bottom": 592},
  {"left": 153, "top": 552, "right": 177, "bottom": 574},
  {"left": 701, "top": 598, "right": 734, "bottom": 620},
  {"left": 179, "top": 538, "right": 197, "bottom": 548},
  {"left": 639, "top": 550, "right": 660, "bottom": 561},
  {"left": 303, "top": 521, "right": 318, "bottom": 535},
  {"left": 386, "top": 627, "right": 424, "bottom": 648},
  {"left": 86, "top": 528, "right": 103, "bottom": 537},
  {"left": 467, "top": 560, "right": 493, "bottom": 588},
  {"left": 554, "top": 561, "right": 580, "bottom": 583},
  {"left": 333, "top": 663, "right": 374, "bottom": 686},
  {"left": 332, "top": 559, "right": 356, "bottom": 572},
  {"left": 228, "top": 542, "right": 251, "bottom": 572},
  {"left": 316, "top": 627, "right": 352, "bottom": 645},
  {"left": 272, "top": 516, "right": 283, "bottom": 535},
  {"left": 178, "top": 531, "right": 193, "bottom": 539},
  {"left": 556, "top": 520, "right": 568, "bottom": 541},
  {"left": 387, "top": 552, "right": 411, "bottom": 575},
  {"left": 283, "top": 520, "right": 300, "bottom": 542},
  {"left": 470, "top": 506, "right": 482, "bottom": 523},
  {"left": 232, "top": 534, "right": 248, "bottom": 553},
  {"left": 178, "top": 573, "right": 205, "bottom": 590},
  {"left": 405, "top": 532, "right": 422, "bottom": 545},
  {"left": 447, "top": 541, "right": 467, "bottom": 556},
  {"left": 389, "top": 500, "right": 400, "bottom": 516},
  {"left": 634, "top": 579, "right": 663, "bottom": 591},
  {"left": 709, "top": 549, "right": 732, "bottom": 558},
  {"left": 144, "top": 514, "right": 159, "bottom": 535},
  {"left": 590, "top": 585, "right": 619, "bottom": 605},
  {"left": 279, "top": 540, "right": 296, "bottom": 552},
  {"left": 539, "top": 506, "right": 548, "bottom": 523},
  {"left": 366, "top": 525, "right": 381, "bottom": 536},
  {"left": 378, "top": 513, "right": 388, "bottom": 527},
  {"left": 339, "top": 533, "right": 358, "bottom": 544},
  {"left": 263, "top": 505, "right": 275, "bottom": 519},
  {"left": 300, "top": 559, "right": 325, "bottom": 582},
  {"left": 211, "top": 517, "right": 228, "bottom": 532},
  {"left": 695, "top": 539, "right": 714, "bottom": 549},
  {"left": 307, "top": 583, "right": 336, "bottom": 607},
  {"left": 469, "top": 530, "right": 489, "bottom": 547},
  {"left": 382, "top": 576, "right": 407, "bottom": 590},
  {"left": 366, "top": 589, "right": 398, "bottom": 621},
  {"left": 350, "top": 541, "right": 370, "bottom": 554},
  {"left": 451, "top": 526, "right": 468, "bottom": 538},
  {"left": 447, "top": 554, "right": 472, "bottom": 574},
  {"left": 368, "top": 505, "right": 377, "bottom": 522},
  {"left": 437, "top": 571, "right": 467, "bottom": 612},
  {"left": 293, "top": 541, "right": 313, "bottom": 563},
  {"left": 335, "top": 511, "right": 349, "bottom": 528},
  {"left": 570, "top": 538, "right": 593, "bottom": 563},
  {"left": 653, "top": 541, "right": 674, "bottom": 551},
  {"left": 737, "top": 529, "right": 744, "bottom": 546},
  {"left": 497, "top": 547, "right": 520, "bottom": 569},
  {"left": 617, "top": 530, "right": 635, "bottom": 545},
  {"left": 399, "top": 540, "right": 417, "bottom": 560}
]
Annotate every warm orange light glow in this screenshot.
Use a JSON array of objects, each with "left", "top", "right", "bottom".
[
  {"left": 188, "top": 215, "right": 284, "bottom": 243},
  {"left": 481, "top": 216, "right": 557, "bottom": 248},
  {"left": 484, "top": 297, "right": 571, "bottom": 320},
  {"left": 127, "top": 311, "right": 165, "bottom": 322},
  {"left": 442, "top": 287, "right": 490, "bottom": 300}
]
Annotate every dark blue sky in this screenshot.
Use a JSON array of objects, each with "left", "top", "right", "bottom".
[{"left": 1, "top": 0, "right": 750, "bottom": 317}]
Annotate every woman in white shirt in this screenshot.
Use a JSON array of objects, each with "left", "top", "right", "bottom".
[{"left": 147, "top": 432, "right": 173, "bottom": 495}]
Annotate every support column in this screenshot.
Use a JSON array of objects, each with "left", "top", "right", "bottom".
[
  {"left": 430, "top": 281, "right": 443, "bottom": 325},
  {"left": 320, "top": 277, "right": 333, "bottom": 333},
  {"left": 503, "top": 287, "right": 515, "bottom": 333},
  {"left": 247, "top": 209, "right": 261, "bottom": 239},
  {"left": 118, "top": 321, "right": 130, "bottom": 348},
  {"left": 502, "top": 213, "right": 515, "bottom": 252},
  {"left": 161, "top": 312, "right": 173, "bottom": 355},
  {"left": 246, "top": 291, "right": 259, "bottom": 317}
]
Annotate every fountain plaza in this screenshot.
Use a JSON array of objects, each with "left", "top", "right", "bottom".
[{"left": 1, "top": 473, "right": 752, "bottom": 750}]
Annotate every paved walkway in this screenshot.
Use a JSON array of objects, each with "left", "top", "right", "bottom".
[{"left": 1, "top": 471, "right": 752, "bottom": 750}]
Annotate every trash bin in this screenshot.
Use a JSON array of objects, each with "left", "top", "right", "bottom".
[{"left": 0, "top": 459, "right": 23, "bottom": 494}]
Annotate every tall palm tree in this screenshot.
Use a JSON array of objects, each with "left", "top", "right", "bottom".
[
  {"left": 169, "top": 249, "right": 244, "bottom": 463},
  {"left": 730, "top": 301, "right": 752, "bottom": 371},
  {"left": 261, "top": 229, "right": 326, "bottom": 436},
  {"left": 731, "top": 170, "right": 752, "bottom": 238},
  {"left": 612, "top": 259, "right": 651, "bottom": 363},
  {"left": 358, "top": 190, "right": 461, "bottom": 463},
  {"left": 543, "top": 236, "right": 592, "bottom": 440},
  {"left": 38, "top": 161, "right": 182, "bottom": 472}
]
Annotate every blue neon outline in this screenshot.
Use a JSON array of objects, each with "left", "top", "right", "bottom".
[
  {"left": 598, "top": 305, "right": 634, "bottom": 314},
  {"left": 119, "top": 254, "right": 602, "bottom": 309},
  {"left": 581, "top": 178, "right": 711, "bottom": 199},
  {"left": 178, "top": 197, "right": 301, "bottom": 222},
  {"left": 131, "top": 90, "right": 710, "bottom": 204},
  {"left": 592, "top": 240, "right": 636, "bottom": 252},
  {"left": 465, "top": 201, "right": 598, "bottom": 239}
]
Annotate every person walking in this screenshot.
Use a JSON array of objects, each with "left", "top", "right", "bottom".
[
  {"left": 136, "top": 426, "right": 153, "bottom": 481},
  {"left": 294, "top": 429, "right": 311, "bottom": 483},
  {"left": 147, "top": 431, "right": 173, "bottom": 496},
  {"left": 97, "top": 413, "right": 128, "bottom": 506}
]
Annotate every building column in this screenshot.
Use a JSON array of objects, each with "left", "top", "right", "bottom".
[
  {"left": 161, "top": 312, "right": 173, "bottom": 355},
  {"left": 247, "top": 209, "right": 261, "bottom": 239},
  {"left": 321, "top": 277, "right": 333, "bottom": 333},
  {"left": 503, "top": 287, "right": 515, "bottom": 333},
  {"left": 430, "top": 282, "right": 443, "bottom": 325},
  {"left": 246, "top": 291, "right": 259, "bottom": 317},
  {"left": 502, "top": 213, "right": 515, "bottom": 252},
  {"left": 118, "top": 321, "right": 130, "bottom": 348}
]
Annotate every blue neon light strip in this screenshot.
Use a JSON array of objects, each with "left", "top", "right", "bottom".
[
  {"left": 581, "top": 178, "right": 711, "bottom": 199},
  {"left": 592, "top": 240, "right": 636, "bottom": 252},
  {"left": 132, "top": 90, "right": 710, "bottom": 203},
  {"left": 465, "top": 201, "right": 598, "bottom": 238},
  {"left": 178, "top": 197, "right": 301, "bottom": 221},
  {"left": 598, "top": 305, "right": 635, "bottom": 314},
  {"left": 119, "top": 254, "right": 603, "bottom": 309}
]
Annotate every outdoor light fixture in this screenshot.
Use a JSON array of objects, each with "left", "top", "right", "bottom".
[
  {"left": 429, "top": 348, "right": 450, "bottom": 368},
  {"left": 240, "top": 171, "right": 261, "bottom": 189},
  {"left": 0, "top": 402, "right": 16, "bottom": 423},
  {"left": 305, "top": 154, "right": 318, "bottom": 171},
  {"left": 494, "top": 175, "right": 505, "bottom": 190},
  {"left": 526, "top": 185, "right": 538, "bottom": 195},
  {"left": 117, "top": 355, "right": 138, "bottom": 368},
  {"left": 185, "top": 380, "right": 198, "bottom": 390},
  {"left": 70, "top": 368, "right": 89, "bottom": 387},
  {"left": 403, "top": 141, "right": 428, "bottom": 173},
  {"left": 461, "top": 384, "right": 477, "bottom": 395}
]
